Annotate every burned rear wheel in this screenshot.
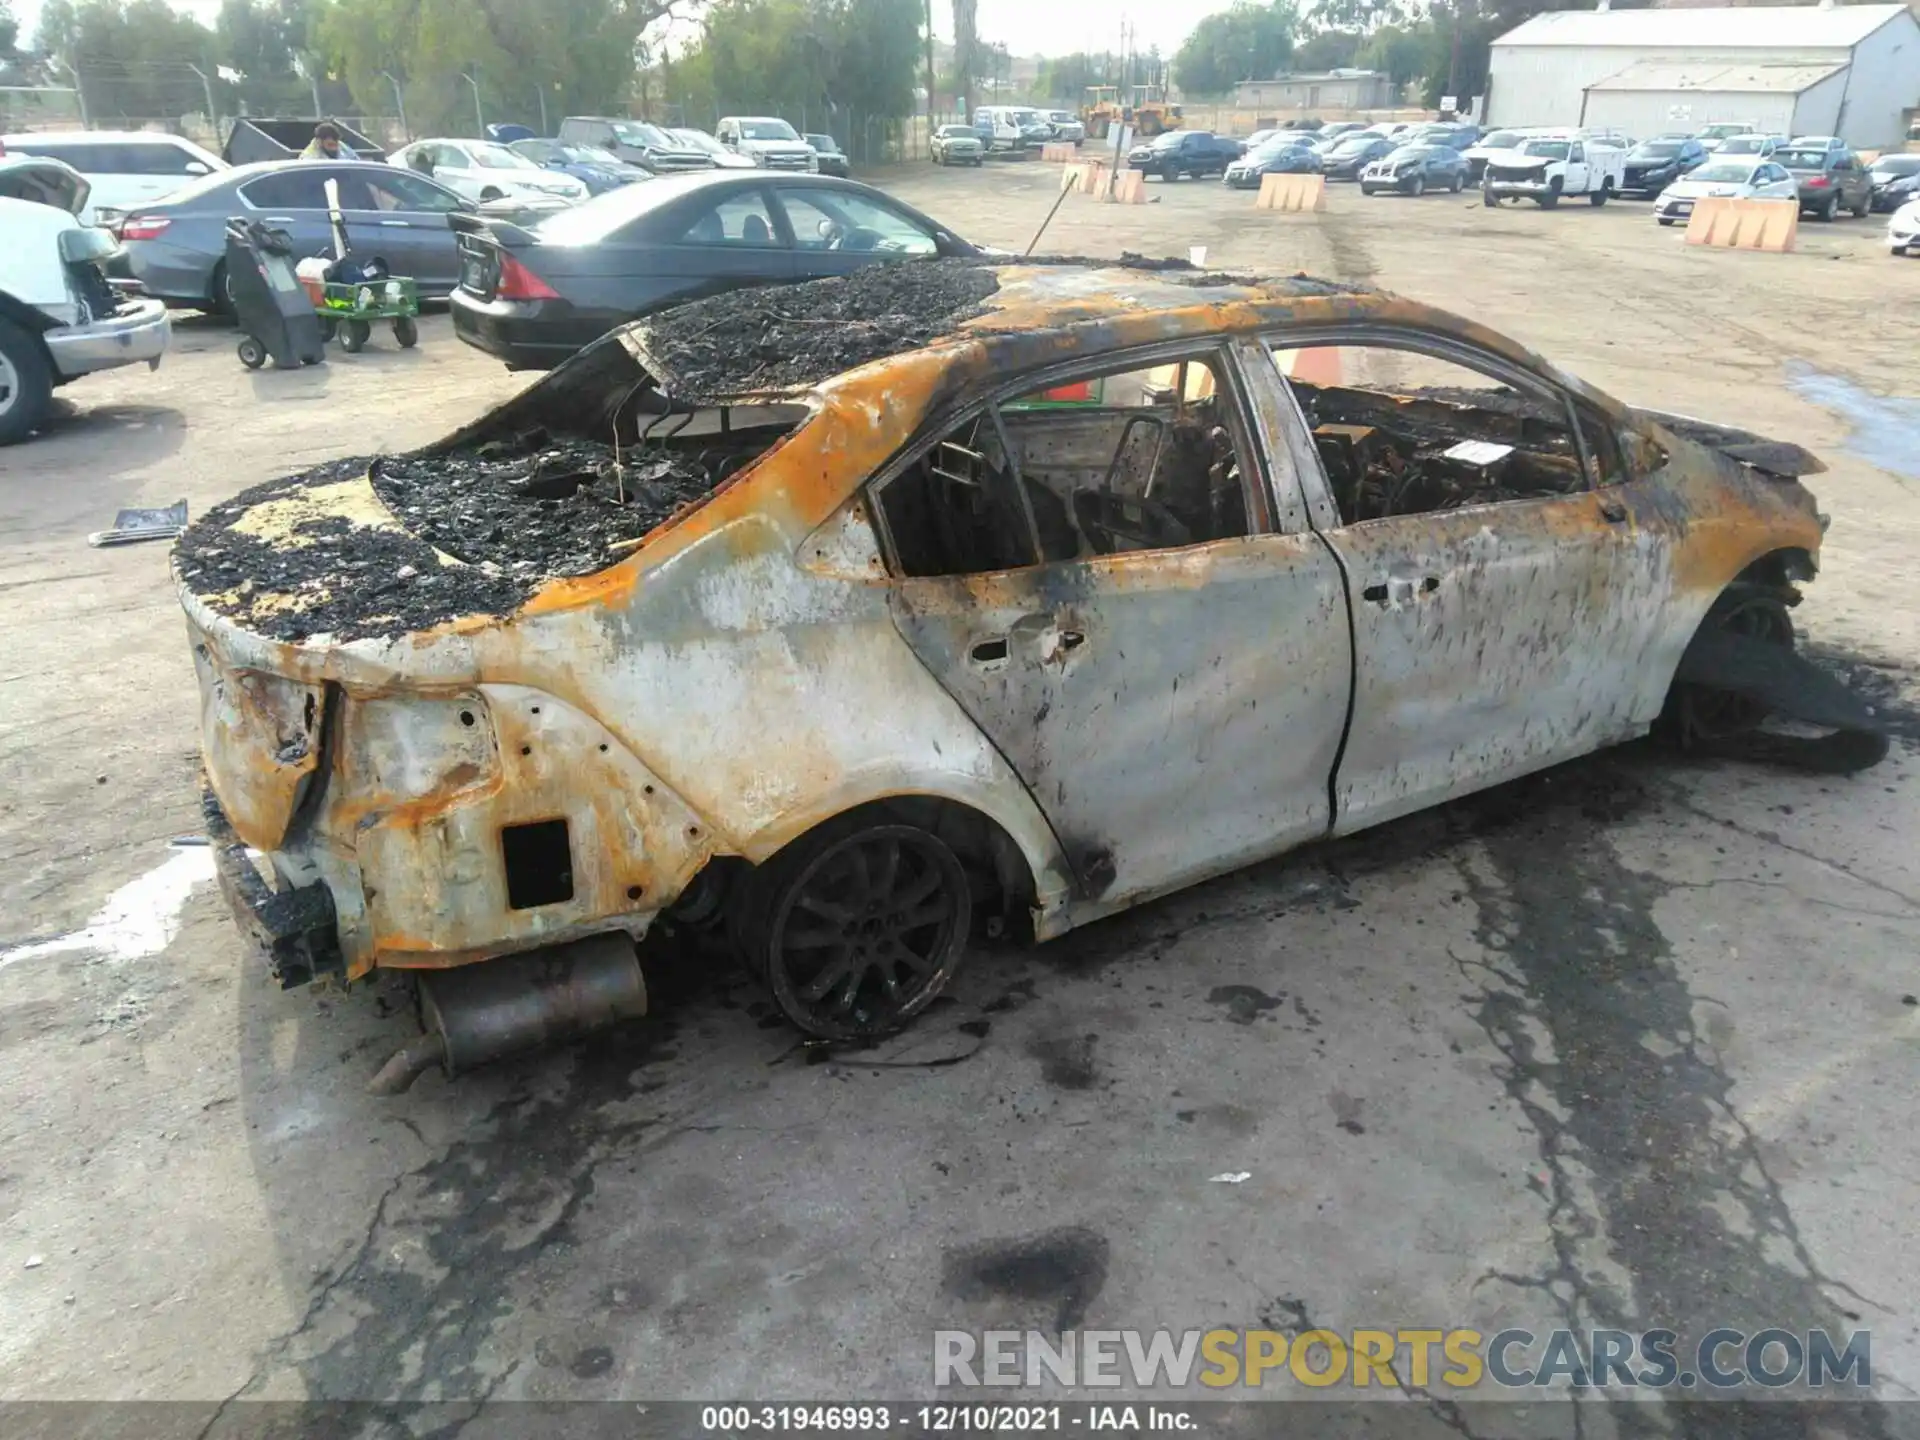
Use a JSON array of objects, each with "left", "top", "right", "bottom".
[{"left": 750, "top": 821, "right": 971, "bottom": 1040}]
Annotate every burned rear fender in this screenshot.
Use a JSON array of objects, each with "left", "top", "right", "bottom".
[{"left": 312, "top": 684, "right": 713, "bottom": 978}]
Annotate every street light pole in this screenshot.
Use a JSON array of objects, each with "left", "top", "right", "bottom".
[
  {"left": 380, "top": 70, "right": 408, "bottom": 140},
  {"left": 462, "top": 71, "right": 484, "bottom": 135},
  {"left": 187, "top": 63, "right": 217, "bottom": 136}
]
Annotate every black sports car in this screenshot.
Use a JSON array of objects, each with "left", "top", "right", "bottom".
[
  {"left": 1320, "top": 136, "right": 1395, "bottom": 181},
  {"left": 450, "top": 171, "right": 978, "bottom": 370},
  {"left": 1868, "top": 154, "right": 1920, "bottom": 212},
  {"left": 1621, "top": 138, "right": 1707, "bottom": 198}
]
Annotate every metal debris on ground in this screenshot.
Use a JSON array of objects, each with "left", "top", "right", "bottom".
[{"left": 88, "top": 500, "right": 187, "bottom": 548}]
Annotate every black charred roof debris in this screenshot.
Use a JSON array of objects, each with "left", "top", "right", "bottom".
[
  {"left": 637, "top": 256, "right": 1368, "bottom": 398},
  {"left": 174, "top": 437, "right": 718, "bottom": 645},
  {"left": 636, "top": 259, "right": 1003, "bottom": 397}
]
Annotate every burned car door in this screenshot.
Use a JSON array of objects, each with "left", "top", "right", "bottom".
[
  {"left": 1256, "top": 332, "right": 1683, "bottom": 833},
  {"left": 873, "top": 346, "right": 1352, "bottom": 909}
]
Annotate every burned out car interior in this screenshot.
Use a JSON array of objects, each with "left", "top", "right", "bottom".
[
  {"left": 870, "top": 333, "right": 1632, "bottom": 579},
  {"left": 1272, "top": 341, "right": 1624, "bottom": 526},
  {"left": 874, "top": 352, "right": 1258, "bottom": 578}
]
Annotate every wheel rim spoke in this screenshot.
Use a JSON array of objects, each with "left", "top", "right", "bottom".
[
  {"left": 784, "top": 922, "right": 843, "bottom": 949},
  {"left": 871, "top": 838, "right": 900, "bottom": 899},
  {"left": 795, "top": 892, "right": 853, "bottom": 923},
  {"left": 897, "top": 897, "right": 952, "bottom": 930},
  {"left": 894, "top": 864, "right": 944, "bottom": 909},
  {"left": 798, "top": 945, "right": 855, "bottom": 1002},
  {"left": 890, "top": 942, "right": 936, "bottom": 977},
  {"left": 830, "top": 964, "right": 865, "bottom": 1014}
]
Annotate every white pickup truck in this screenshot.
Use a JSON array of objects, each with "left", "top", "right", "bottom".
[
  {"left": 1483, "top": 133, "right": 1627, "bottom": 208},
  {"left": 0, "top": 155, "right": 171, "bottom": 444}
]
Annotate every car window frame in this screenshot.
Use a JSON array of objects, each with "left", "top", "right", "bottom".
[
  {"left": 665, "top": 184, "right": 788, "bottom": 248},
  {"left": 863, "top": 338, "right": 1278, "bottom": 580},
  {"left": 1252, "top": 323, "right": 1619, "bottom": 534},
  {"left": 367, "top": 168, "right": 465, "bottom": 213},
  {"left": 771, "top": 184, "right": 941, "bottom": 256},
  {"left": 238, "top": 167, "right": 333, "bottom": 212}
]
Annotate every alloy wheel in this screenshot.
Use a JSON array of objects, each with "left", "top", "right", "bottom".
[{"left": 761, "top": 824, "right": 971, "bottom": 1039}]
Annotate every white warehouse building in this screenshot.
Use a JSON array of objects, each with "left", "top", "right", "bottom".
[{"left": 1484, "top": 3, "right": 1920, "bottom": 149}]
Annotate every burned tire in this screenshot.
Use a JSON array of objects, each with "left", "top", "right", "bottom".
[
  {"left": 1660, "top": 584, "right": 1795, "bottom": 746},
  {"left": 0, "top": 318, "right": 53, "bottom": 446},
  {"left": 743, "top": 818, "right": 972, "bottom": 1040}
]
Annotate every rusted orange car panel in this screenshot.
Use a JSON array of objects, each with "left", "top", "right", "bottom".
[{"left": 176, "top": 261, "right": 1833, "bottom": 998}]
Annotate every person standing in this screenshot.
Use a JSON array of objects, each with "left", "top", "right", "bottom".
[{"left": 300, "top": 122, "right": 355, "bottom": 161}]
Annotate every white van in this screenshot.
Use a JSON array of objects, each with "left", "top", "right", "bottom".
[
  {"left": 0, "top": 131, "right": 226, "bottom": 225},
  {"left": 972, "top": 105, "right": 1051, "bottom": 153}
]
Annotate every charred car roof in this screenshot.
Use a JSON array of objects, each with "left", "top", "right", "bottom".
[{"left": 626, "top": 258, "right": 1377, "bottom": 402}]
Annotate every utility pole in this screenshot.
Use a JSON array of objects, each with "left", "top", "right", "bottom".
[
  {"left": 187, "top": 62, "right": 217, "bottom": 135},
  {"left": 924, "top": 0, "right": 937, "bottom": 130},
  {"left": 1107, "top": 17, "right": 1128, "bottom": 199},
  {"left": 462, "top": 71, "right": 484, "bottom": 135},
  {"left": 381, "top": 70, "right": 408, "bottom": 139},
  {"left": 1447, "top": 1, "right": 1462, "bottom": 106}
]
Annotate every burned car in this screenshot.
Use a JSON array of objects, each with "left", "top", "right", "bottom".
[{"left": 177, "top": 260, "right": 1878, "bottom": 1087}]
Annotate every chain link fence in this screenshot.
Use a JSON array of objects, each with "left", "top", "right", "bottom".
[{"left": 6, "top": 61, "right": 932, "bottom": 170}]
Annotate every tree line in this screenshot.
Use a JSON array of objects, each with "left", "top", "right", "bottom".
[{"left": 12, "top": 0, "right": 925, "bottom": 140}]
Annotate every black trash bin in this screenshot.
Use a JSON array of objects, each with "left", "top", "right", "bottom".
[{"left": 225, "top": 217, "right": 325, "bottom": 370}]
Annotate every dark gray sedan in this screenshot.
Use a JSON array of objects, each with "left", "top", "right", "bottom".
[
  {"left": 114, "top": 160, "right": 471, "bottom": 312},
  {"left": 449, "top": 170, "right": 977, "bottom": 370}
]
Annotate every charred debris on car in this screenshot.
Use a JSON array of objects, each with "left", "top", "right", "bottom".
[{"left": 173, "top": 257, "right": 1388, "bottom": 645}]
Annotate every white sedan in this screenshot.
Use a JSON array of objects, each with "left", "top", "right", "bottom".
[
  {"left": 1889, "top": 198, "right": 1920, "bottom": 255},
  {"left": 389, "top": 139, "right": 588, "bottom": 205},
  {"left": 1653, "top": 158, "right": 1798, "bottom": 225}
]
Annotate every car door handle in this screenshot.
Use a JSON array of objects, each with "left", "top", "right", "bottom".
[{"left": 1362, "top": 576, "right": 1441, "bottom": 605}]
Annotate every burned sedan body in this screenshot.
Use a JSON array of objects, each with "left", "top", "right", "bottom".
[{"left": 177, "top": 260, "right": 1873, "bottom": 1085}]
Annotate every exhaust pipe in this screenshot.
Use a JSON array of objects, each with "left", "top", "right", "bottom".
[{"left": 368, "top": 932, "right": 648, "bottom": 1094}]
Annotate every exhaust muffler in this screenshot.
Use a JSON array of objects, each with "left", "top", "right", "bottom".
[{"left": 368, "top": 932, "right": 647, "bottom": 1094}]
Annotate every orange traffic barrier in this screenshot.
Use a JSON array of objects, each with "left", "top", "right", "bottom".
[
  {"left": 1060, "top": 160, "right": 1109, "bottom": 195},
  {"left": 1256, "top": 173, "right": 1328, "bottom": 213},
  {"left": 1040, "top": 143, "right": 1077, "bottom": 163},
  {"left": 1104, "top": 169, "right": 1147, "bottom": 204},
  {"left": 1683, "top": 197, "right": 1798, "bottom": 253},
  {"left": 1272, "top": 345, "right": 1344, "bottom": 388}
]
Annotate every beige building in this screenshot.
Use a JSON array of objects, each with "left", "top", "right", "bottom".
[{"left": 1231, "top": 70, "right": 1400, "bottom": 113}]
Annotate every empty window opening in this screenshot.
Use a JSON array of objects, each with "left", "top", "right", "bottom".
[
  {"left": 502, "top": 819, "right": 574, "bottom": 910},
  {"left": 875, "top": 353, "right": 1257, "bottom": 578},
  {"left": 1268, "top": 342, "right": 1619, "bottom": 526}
]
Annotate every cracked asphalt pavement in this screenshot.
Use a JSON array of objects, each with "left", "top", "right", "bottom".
[{"left": 2, "top": 161, "right": 1918, "bottom": 1434}]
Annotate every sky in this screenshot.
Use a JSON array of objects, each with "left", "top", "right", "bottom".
[{"left": 11, "top": 0, "right": 1238, "bottom": 65}]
